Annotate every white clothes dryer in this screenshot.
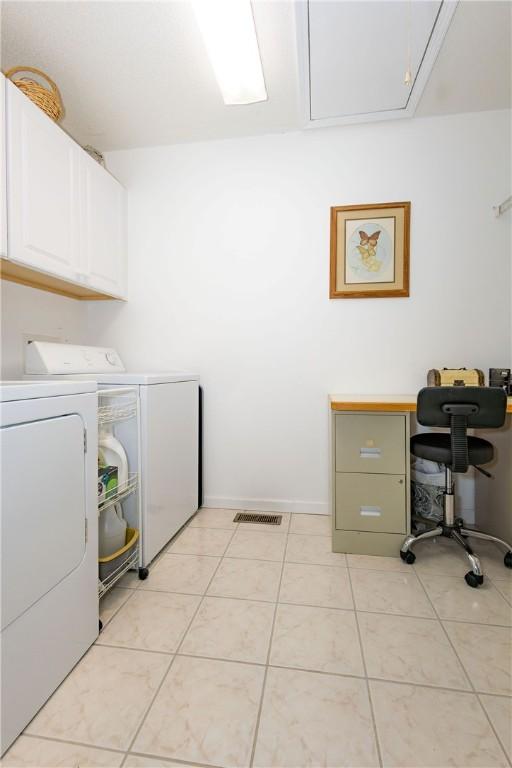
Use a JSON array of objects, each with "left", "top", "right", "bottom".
[{"left": 0, "top": 380, "right": 98, "bottom": 755}]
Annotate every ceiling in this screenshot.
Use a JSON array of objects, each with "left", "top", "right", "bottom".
[{"left": 1, "top": 0, "right": 510, "bottom": 152}]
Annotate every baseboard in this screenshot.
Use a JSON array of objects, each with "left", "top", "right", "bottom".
[
  {"left": 203, "top": 496, "right": 329, "bottom": 515},
  {"left": 203, "top": 496, "right": 474, "bottom": 521}
]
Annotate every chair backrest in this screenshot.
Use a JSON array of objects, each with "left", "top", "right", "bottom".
[
  {"left": 417, "top": 387, "right": 507, "bottom": 429},
  {"left": 417, "top": 386, "right": 507, "bottom": 473}
]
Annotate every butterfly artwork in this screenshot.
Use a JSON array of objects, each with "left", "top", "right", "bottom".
[
  {"left": 356, "top": 230, "right": 382, "bottom": 273},
  {"left": 330, "top": 202, "right": 410, "bottom": 298},
  {"left": 344, "top": 219, "right": 393, "bottom": 284}
]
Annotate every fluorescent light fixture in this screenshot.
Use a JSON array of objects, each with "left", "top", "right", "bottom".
[{"left": 192, "top": 0, "right": 267, "bottom": 105}]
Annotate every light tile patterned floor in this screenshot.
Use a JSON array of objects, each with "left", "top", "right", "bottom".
[{"left": 2, "top": 509, "right": 512, "bottom": 768}]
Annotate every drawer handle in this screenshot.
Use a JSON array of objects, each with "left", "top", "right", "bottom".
[
  {"left": 359, "top": 447, "right": 381, "bottom": 459},
  {"left": 360, "top": 506, "right": 382, "bottom": 517}
]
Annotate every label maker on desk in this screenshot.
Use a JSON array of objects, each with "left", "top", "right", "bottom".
[{"left": 489, "top": 367, "right": 512, "bottom": 395}]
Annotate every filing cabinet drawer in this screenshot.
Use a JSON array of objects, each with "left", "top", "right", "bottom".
[
  {"left": 335, "top": 414, "right": 406, "bottom": 474},
  {"left": 335, "top": 472, "right": 406, "bottom": 534}
]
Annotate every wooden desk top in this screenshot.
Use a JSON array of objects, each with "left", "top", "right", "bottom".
[{"left": 330, "top": 394, "right": 512, "bottom": 414}]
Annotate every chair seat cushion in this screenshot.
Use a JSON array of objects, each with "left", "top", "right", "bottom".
[{"left": 411, "top": 433, "right": 493, "bottom": 466}]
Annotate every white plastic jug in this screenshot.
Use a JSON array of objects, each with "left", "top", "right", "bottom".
[
  {"left": 98, "top": 503, "right": 127, "bottom": 558},
  {"left": 98, "top": 428, "right": 128, "bottom": 488}
]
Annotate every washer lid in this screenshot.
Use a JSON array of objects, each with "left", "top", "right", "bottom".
[
  {"left": 94, "top": 372, "right": 199, "bottom": 385},
  {"left": 0, "top": 380, "right": 97, "bottom": 401}
]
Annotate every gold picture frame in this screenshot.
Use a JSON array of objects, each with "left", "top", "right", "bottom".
[{"left": 330, "top": 202, "right": 410, "bottom": 298}]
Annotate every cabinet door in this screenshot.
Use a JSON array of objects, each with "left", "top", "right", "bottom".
[
  {"left": 80, "top": 152, "right": 126, "bottom": 298},
  {"left": 1, "top": 75, "right": 7, "bottom": 257},
  {"left": 6, "top": 81, "right": 80, "bottom": 279}
]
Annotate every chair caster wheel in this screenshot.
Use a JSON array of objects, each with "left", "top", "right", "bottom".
[
  {"left": 504, "top": 552, "right": 512, "bottom": 569},
  {"left": 99, "top": 619, "right": 103, "bottom": 633},
  {"left": 138, "top": 567, "right": 149, "bottom": 580},
  {"left": 465, "top": 571, "right": 483, "bottom": 588},
  {"left": 400, "top": 550, "right": 416, "bottom": 564}
]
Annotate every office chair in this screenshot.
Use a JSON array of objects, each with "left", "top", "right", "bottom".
[{"left": 400, "top": 386, "right": 512, "bottom": 588}]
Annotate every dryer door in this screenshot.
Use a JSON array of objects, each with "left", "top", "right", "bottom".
[{"left": 1, "top": 414, "right": 86, "bottom": 630}]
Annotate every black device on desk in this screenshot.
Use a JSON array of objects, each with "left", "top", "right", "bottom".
[{"left": 489, "top": 368, "right": 512, "bottom": 395}]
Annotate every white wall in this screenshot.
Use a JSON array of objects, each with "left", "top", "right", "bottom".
[
  {"left": 80, "top": 109, "right": 510, "bottom": 513},
  {"left": 0, "top": 280, "right": 88, "bottom": 379}
]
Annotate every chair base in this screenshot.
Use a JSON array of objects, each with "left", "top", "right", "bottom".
[
  {"left": 401, "top": 520, "right": 512, "bottom": 588},
  {"left": 401, "top": 463, "right": 512, "bottom": 587}
]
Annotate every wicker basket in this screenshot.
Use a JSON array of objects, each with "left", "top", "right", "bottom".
[{"left": 4, "top": 66, "right": 63, "bottom": 122}]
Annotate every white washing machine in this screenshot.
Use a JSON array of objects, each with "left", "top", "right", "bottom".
[
  {"left": 25, "top": 342, "right": 200, "bottom": 568},
  {"left": 0, "top": 380, "right": 98, "bottom": 755}
]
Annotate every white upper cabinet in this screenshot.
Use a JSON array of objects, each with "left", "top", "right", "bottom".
[
  {"left": 6, "top": 80, "right": 80, "bottom": 280},
  {"left": 0, "top": 76, "right": 7, "bottom": 258},
  {"left": 80, "top": 152, "right": 126, "bottom": 298},
  {"left": 3, "top": 79, "right": 126, "bottom": 300}
]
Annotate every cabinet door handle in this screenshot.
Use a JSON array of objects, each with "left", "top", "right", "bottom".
[
  {"left": 360, "top": 506, "right": 382, "bottom": 517},
  {"left": 359, "top": 447, "right": 381, "bottom": 459}
]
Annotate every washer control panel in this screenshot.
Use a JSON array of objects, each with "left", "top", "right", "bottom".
[{"left": 25, "top": 342, "right": 125, "bottom": 374}]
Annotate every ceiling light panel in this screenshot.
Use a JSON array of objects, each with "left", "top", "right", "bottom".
[{"left": 192, "top": 0, "right": 268, "bottom": 105}]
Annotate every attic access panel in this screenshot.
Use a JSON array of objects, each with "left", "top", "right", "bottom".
[{"left": 299, "top": 0, "right": 458, "bottom": 126}]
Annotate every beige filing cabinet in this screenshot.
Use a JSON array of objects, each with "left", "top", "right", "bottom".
[{"left": 331, "top": 407, "right": 411, "bottom": 556}]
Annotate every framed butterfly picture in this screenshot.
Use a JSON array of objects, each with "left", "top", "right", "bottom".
[{"left": 330, "top": 202, "right": 410, "bottom": 298}]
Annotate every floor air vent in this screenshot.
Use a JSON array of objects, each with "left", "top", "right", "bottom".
[{"left": 233, "top": 513, "right": 282, "bottom": 526}]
